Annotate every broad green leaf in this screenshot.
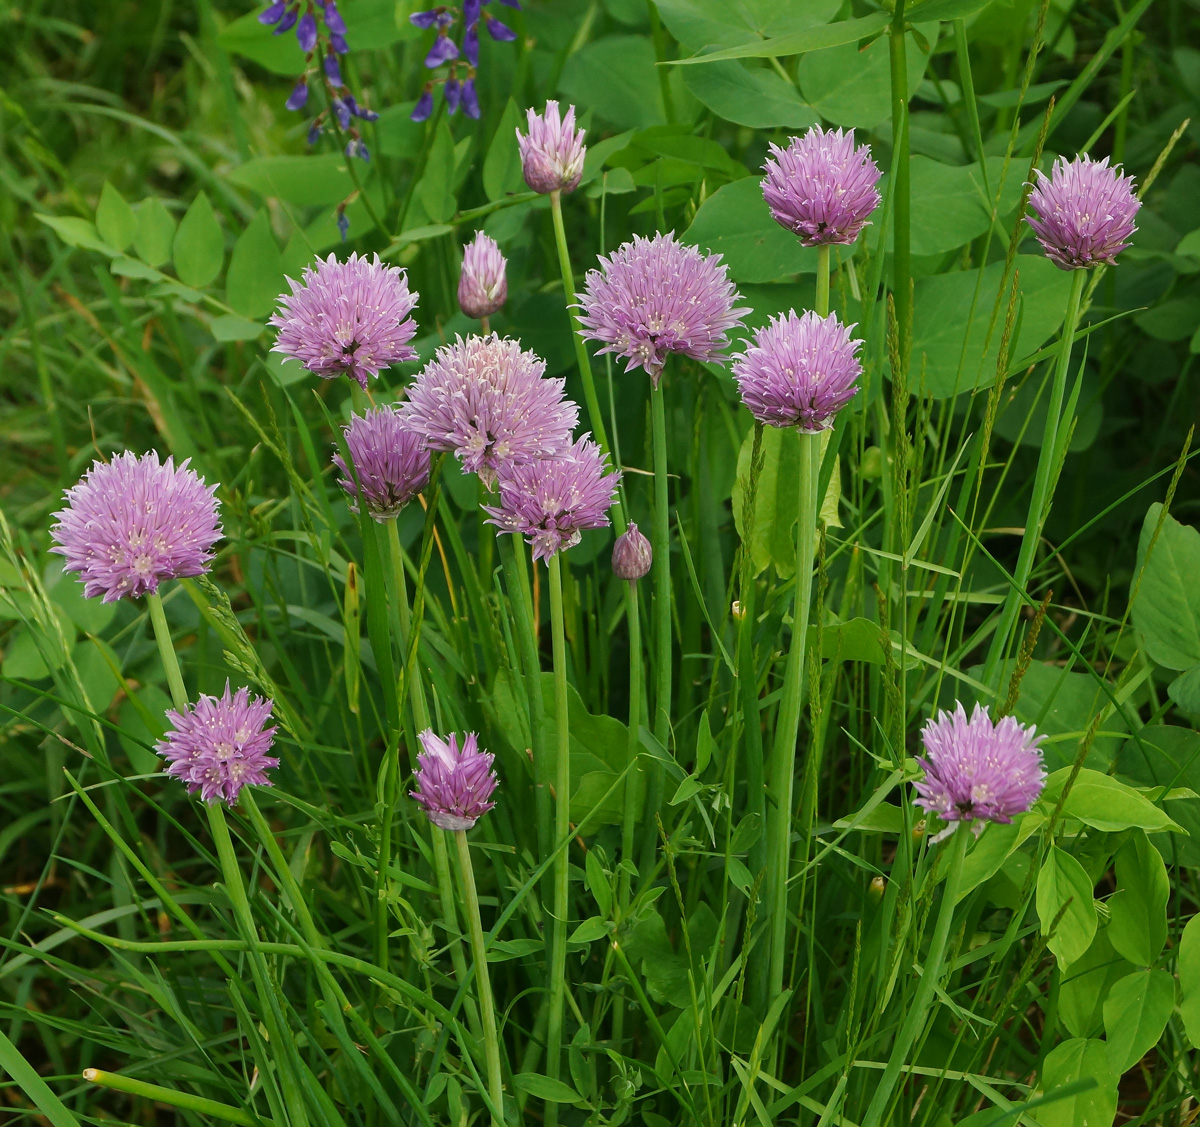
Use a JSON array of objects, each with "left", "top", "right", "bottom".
[
  {"left": 585, "top": 849, "right": 612, "bottom": 919},
  {"left": 797, "top": 24, "right": 936, "bottom": 130},
  {"left": 684, "top": 176, "right": 817, "bottom": 281},
  {"left": 3, "top": 628, "right": 53, "bottom": 680},
  {"left": 512, "top": 1073, "right": 582, "bottom": 1103},
  {"left": 833, "top": 804, "right": 904, "bottom": 833},
  {"left": 218, "top": 9, "right": 304, "bottom": 74},
  {"left": 36, "top": 215, "right": 115, "bottom": 255},
  {"left": 483, "top": 98, "right": 526, "bottom": 202},
  {"left": 907, "top": 0, "right": 995, "bottom": 17},
  {"left": 732, "top": 426, "right": 833, "bottom": 577},
  {"left": 672, "top": 12, "right": 891, "bottom": 64},
  {"left": 110, "top": 256, "right": 165, "bottom": 281},
  {"left": 559, "top": 36, "right": 666, "bottom": 130},
  {"left": 656, "top": 0, "right": 839, "bottom": 54},
  {"left": 909, "top": 255, "right": 1074, "bottom": 398},
  {"left": 1037, "top": 1038, "right": 1117, "bottom": 1127},
  {"left": 134, "top": 198, "right": 177, "bottom": 266},
  {"left": 226, "top": 210, "right": 284, "bottom": 319},
  {"left": 210, "top": 314, "right": 266, "bottom": 342},
  {"left": 568, "top": 917, "right": 609, "bottom": 945},
  {"left": 419, "top": 118, "right": 457, "bottom": 225},
  {"left": 45, "top": 561, "right": 115, "bottom": 635},
  {"left": 173, "top": 192, "right": 224, "bottom": 288},
  {"left": 682, "top": 61, "right": 818, "bottom": 128},
  {"left": 1059, "top": 930, "right": 1133, "bottom": 1039},
  {"left": 1131, "top": 504, "right": 1200, "bottom": 670},
  {"left": 228, "top": 154, "right": 358, "bottom": 207},
  {"left": 1036, "top": 846, "right": 1096, "bottom": 968},
  {"left": 1061, "top": 778, "right": 1182, "bottom": 834},
  {"left": 95, "top": 182, "right": 137, "bottom": 251},
  {"left": 375, "top": 102, "right": 425, "bottom": 159},
  {"left": 1180, "top": 915, "right": 1200, "bottom": 1045},
  {"left": 1107, "top": 833, "right": 1170, "bottom": 966},
  {"left": 956, "top": 819, "right": 1021, "bottom": 900},
  {"left": 1168, "top": 665, "right": 1200, "bottom": 715},
  {"left": 1103, "top": 969, "right": 1174, "bottom": 1074}
]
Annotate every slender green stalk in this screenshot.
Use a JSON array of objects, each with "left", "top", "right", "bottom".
[
  {"left": 549, "top": 188, "right": 620, "bottom": 507},
  {"left": 83, "top": 1069, "right": 258, "bottom": 1127},
  {"left": 453, "top": 830, "right": 506, "bottom": 1127},
  {"left": 619, "top": 579, "right": 644, "bottom": 907},
  {"left": 650, "top": 381, "right": 672, "bottom": 752},
  {"left": 765, "top": 431, "right": 821, "bottom": 1004},
  {"left": 982, "top": 268, "right": 1086, "bottom": 686},
  {"left": 545, "top": 552, "right": 571, "bottom": 1127},
  {"left": 861, "top": 826, "right": 970, "bottom": 1127},
  {"left": 889, "top": 0, "right": 911, "bottom": 356},
  {"left": 815, "top": 244, "right": 831, "bottom": 319},
  {"left": 146, "top": 592, "right": 187, "bottom": 711}
]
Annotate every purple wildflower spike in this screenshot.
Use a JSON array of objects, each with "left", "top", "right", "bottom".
[
  {"left": 333, "top": 407, "right": 431, "bottom": 520},
  {"left": 330, "top": 96, "right": 351, "bottom": 130},
  {"left": 464, "top": 21, "right": 480, "bottom": 65},
  {"left": 458, "top": 231, "right": 507, "bottom": 319},
  {"left": 732, "top": 309, "right": 863, "bottom": 432},
  {"left": 461, "top": 77, "right": 480, "bottom": 119},
  {"left": 296, "top": 10, "right": 318, "bottom": 51},
  {"left": 398, "top": 334, "right": 578, "bottom": 487},
  {"left": 337, "top": 210, "right": 350, "bottom": 242},
  {"left": 286, "top": 79, "right": 309, "bottom": 111},
  {"left": 274, "top": 6, "right": 298, "bottom": 34},
  {"left": 410, "top": 7, "right": 440, "bottom": 26},
  {"left": 269, "top": 253, "right": 420, "bottom": 388},
  {"left": 612, "top": 522, "right": 652, "bottom": 581},
  {"left": 259, "top": 0, "right": 286, "bottom": 24},
  {"left": 914, "top": 703, "right": 1046, "bottom": 841},
  {"left": 445, "top": 77, "right": 462, "bottom": 114},
  {"left": 425, "top": 33, "right": 458, "bottom": 67},
  {"left": 50, "top": 452, "right": 222, "bottom": 604},
  {"left": 762, "top": 127, "right": 882, "bottom": 247},
  {"left": 307, "top": 119, "right": 324, "bottom": 145},
  {"left": 464, "top": 0, "right": 482, "bottom": 24},
  {"left": 485, "top": 13, "right": 516, "bottom": 40},
  {"left": 412, "top": 86, "right": 435, "bottom": 122},
  {"left": 411, "top": 729, "right": 498, "bottom": 830},
  {"left": 330, "top": 31, "right": 348, "bottom": 53},
  {"left": 324, "top": 53, "right": 343, "bottom": 85},
  {"left": 484, "top": 435, "right": 620, "bottom": 563},
  {"left": 575, "top": 231, "right": 750, "bottom": 385},
  {"left": 517, "top": 100, "right": 586, "bottom": 194},
  {"left": 157, "top": 683, "right": 279, "bottom": 806},
  {"left": 323, "top": 0, "right": 347, "bottom": 34},
  {"left": 1026, "top": 154, "right": 1141, "bottom": 270}
]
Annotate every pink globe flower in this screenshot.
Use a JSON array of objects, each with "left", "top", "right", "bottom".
[
  {"left": 1026, "top": 154, "right": 1140, "bottom": 270},
  {"left": 410, "top": 729, "right": 498, "bottom": 830},
  {"left": 332, "top": 407, "right": 431, "bottom": 520},
  {"left": 762, "top": 127, "right": 882, "bottom": 247},
  {"left": 914, "top": 703, "right": 1046, "bottom": 841},
  {"left": 269, "top": 253, "right": 419, "bottom": 388},
  {"left": 517, "top": 100, "right": 586, "bottom": 194},
  {"left": 458, "top": 231, "right": 508, "bottom": 319},
  {"left": 51, "top": 452, "right": 222, "bottom": 603},
  {"left": 157, "top": 683, "right": 279, "bottom": 805}
]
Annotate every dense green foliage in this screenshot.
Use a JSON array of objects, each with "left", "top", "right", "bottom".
[{"left": 3, "top": 1, "right": 1200, "bottom": 1125}]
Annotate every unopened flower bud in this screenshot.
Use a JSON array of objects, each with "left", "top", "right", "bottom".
[
  {"left": 458, "top": 231, "right": 507, "bottom": 319},
  {"left": 869, "top": 875, "right": 886, "bottom": 900},
  {"left": 612, "top": 522, "right": 652, "bottom": 581}
]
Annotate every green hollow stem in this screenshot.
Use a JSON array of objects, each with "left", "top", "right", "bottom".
[
  {"left": 815, "top": 244, "right": 831, "bottom": 319},
  {"left": 453, "top": 830, "right": 506, "bottom": 1127},
  {"left": 84, "top": 1069, "right": 258, "bottom": 1127},
  {"left": 765, "top": 431, "right": 821, "bottom": 1004},
  {"left": 981, "top": 268, "right": 1086, "bottom": 687},
  {"left": 545, "top": 552, "right": 571, "bottom": 1127},
  {"left": 861, "top": 826, "right": 969, "bottom": 1127},
  {"left": 550, "top": 190, "right": 616, "bottom": 479},
  {"left": 650, "top": 380, "right": 672, "bottom": 754},
  {"left": 498, "top": 533, "right": 552, "bottom": 865},
  {"left": 889, "top": 0, "right": 912, "bottom": 353},
  {"left": 146, "top": 592, "right": 187, "bottom": 712}
]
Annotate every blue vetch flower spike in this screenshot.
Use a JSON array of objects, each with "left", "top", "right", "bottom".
[
  {"left": 286, "top": 79, "right": 309, "bottom": 111},
  {"left": 296, "top": 10, "right": 318, "bottom": 51},
  {"left": 259, "top": 0, "right": 286, "bottom": 24}
]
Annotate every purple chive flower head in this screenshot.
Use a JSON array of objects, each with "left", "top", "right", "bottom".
[
  {"left": 458, "top": 231, "right": 508, "bottom": 319},
  {"left": 575, "top": 232, "right": 750, "bottom": 385},
  {"left": 51, "top": 452, "right": 222, "bottom": 604},
  {"left": 398, "top": 334, "right": 578, "bottom": 488},
  {"left": 732, "top": 309, "right": 863, "bottom": 432},
  {"left": 1026, "top": 154, "right": 1141, "bottom": 270},
  {"left": 157, "top": 684, "right": 279, "bottom": 806},
  {"left": 612, "top": 522, "right": 652, "bottom": 581},
  {"left": 762, "top": 127, "right": 882, "bottom": 247},
  {"left": 269, "top": 253, "right": 419, "bottom": 389},
  {"left": 484, "top": 435, "right": 620, "bottom": 563},
  {"left": 517, "top": 100, "right": 586, "bottom": 194},
  {"left": 332, "top": 407, "right": 431, "bottom": 520},
  {"left": 411, "top": 729, "right": 498, "bottom": 830},
  {"left": 914, "top": 703, "right": 1046, "bottom": 841}
]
